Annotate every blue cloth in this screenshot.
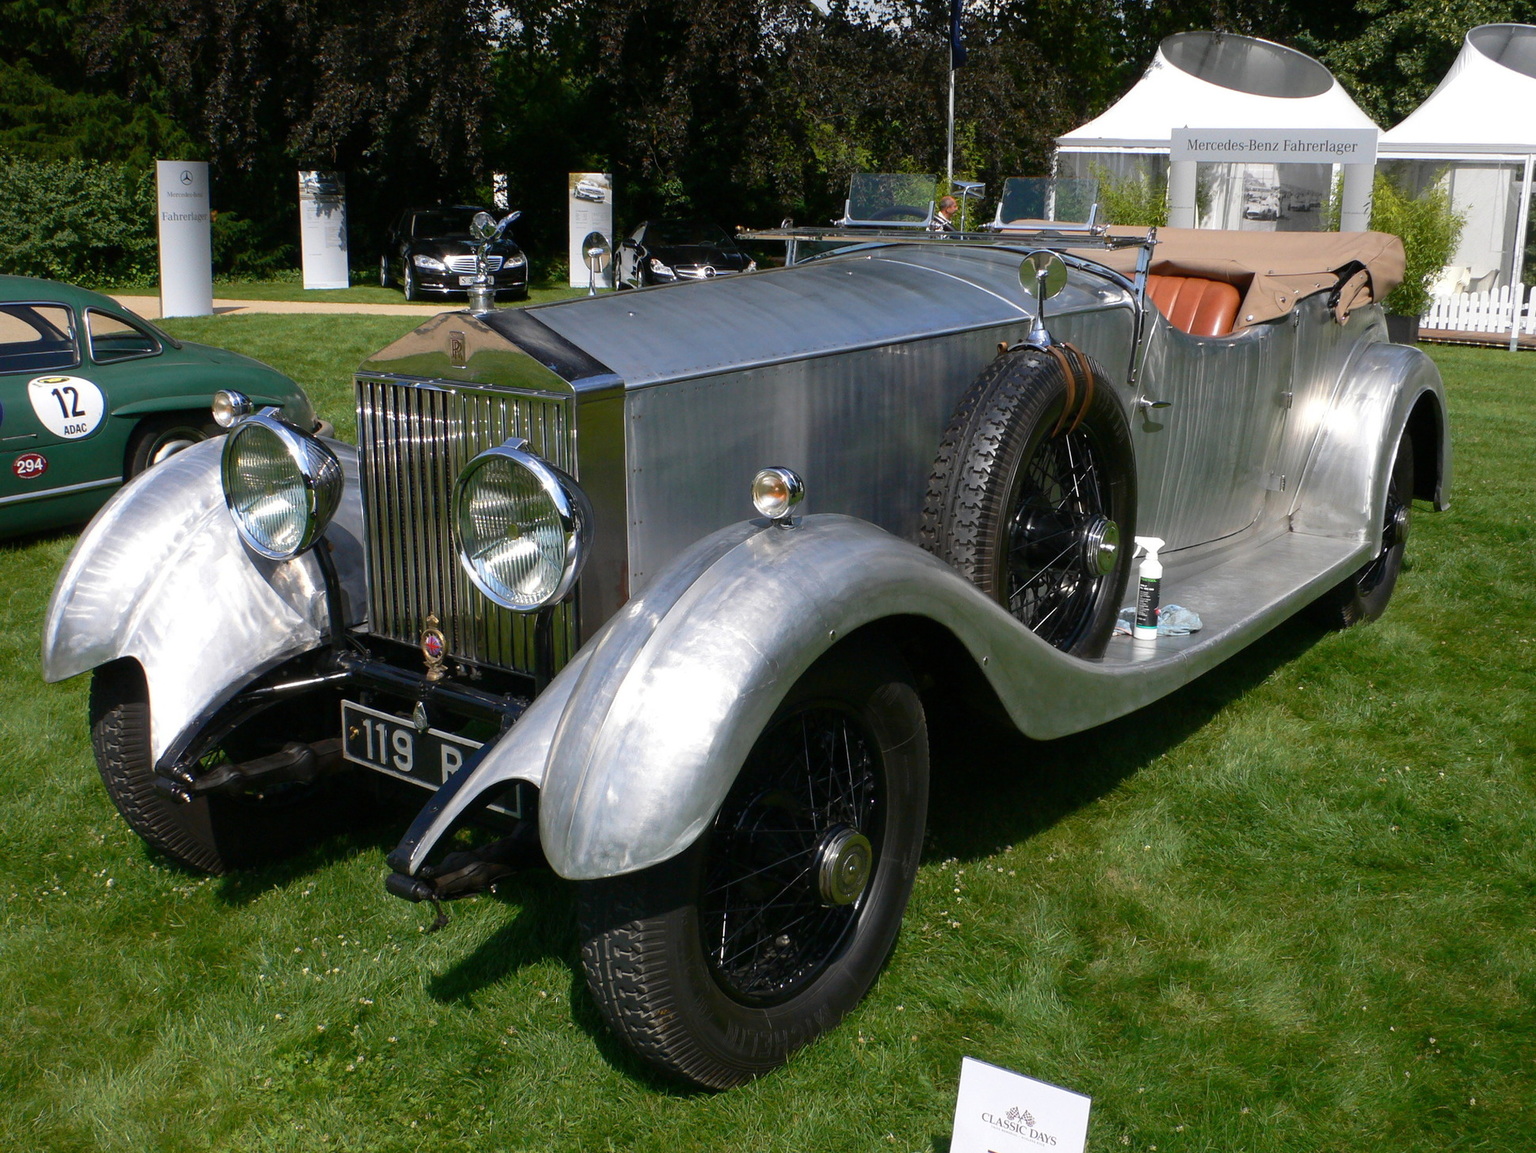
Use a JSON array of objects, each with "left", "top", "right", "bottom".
[{"left": 1114, "top": 604, "right": 1204, "bottom": 637}]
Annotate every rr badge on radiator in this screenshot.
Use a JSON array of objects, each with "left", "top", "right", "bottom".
[{"left": 421, "top": 613, "right": 447, "bottom": 682}]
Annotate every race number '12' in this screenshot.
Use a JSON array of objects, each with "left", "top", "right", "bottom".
[{"left": 27, "top": 375, "right": 106, "bottom": 440}]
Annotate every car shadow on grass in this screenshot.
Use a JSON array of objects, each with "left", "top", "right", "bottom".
[
  {"left": 210, "top": 784, "right": 423, "bottom": 906},
  {"left": 196, "top": 609, "right": 1336, "bottom": 1092},
  {"left": 424, "top": 871, "right": 577, "bottom": 1005},
  {"left": 922, "top": 611, "right": 1332, "bottom": 865},
  {"left": 438, "top": 611, "right": 1337, "bottom": 1091}
]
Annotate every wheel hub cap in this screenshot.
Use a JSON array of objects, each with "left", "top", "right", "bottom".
[
  {"left": 1385, "top": 499, "right": 1410, "bottom": 550},
  {"left": 1081, "top": 515, "right": 1120, "bottom": 576},
  {"left": 815, "top": 825, "right": 873, "bottom": 906},
  {"left": 150, "top": 436, "right": 201, "bottom": 466}
]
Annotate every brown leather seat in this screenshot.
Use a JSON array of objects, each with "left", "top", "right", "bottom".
[{"left": 1146, "top": 274, "right": 1241, "bottom": 337}]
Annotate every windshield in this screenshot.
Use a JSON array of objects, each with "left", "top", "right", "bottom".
[
  {"left": 647, "top": 220, "right": 732, "bottom": 247},
  {"left": 844, "top": 174, "right": 938, "bottom": 225},
  {"left": 996, "top": 178, "right": 1099, "bottom": 225},
  {"left": 412, "top": 210, "right": 483, "bottom": 239}
]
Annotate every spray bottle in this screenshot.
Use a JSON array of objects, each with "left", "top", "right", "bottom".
[{"left": 1133, "top": 537, "right": 1165, "bottom": 640}]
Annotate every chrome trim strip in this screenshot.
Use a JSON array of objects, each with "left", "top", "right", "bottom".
[{"left": 0, "top": 476, "right": 118, "bottom": 506}]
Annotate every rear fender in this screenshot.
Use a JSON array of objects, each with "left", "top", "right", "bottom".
[
  {"left": 1290, "top": 341, "right": 1450, "bottom": 542},
  {"left": 41, "top": 437, "right": 365, "bottom": 764}
]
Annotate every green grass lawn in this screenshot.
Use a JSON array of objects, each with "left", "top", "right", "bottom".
[
  {"left": 208, "top": 278, "right": 587, "bottom": 308},
  {"left": 1, "top": 332, "right": 1532, "bottom": 1151}
]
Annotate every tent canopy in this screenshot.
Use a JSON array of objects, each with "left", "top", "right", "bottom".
[
  {"left": 1378, "top": 25, "right": 1536, "bottom": 295},
  {"left": 1057, "top": 32, "right": 1377, "bottom": 150},
  {"left": 1380, "top": 24, "right": 1536, "bottom": 155}
]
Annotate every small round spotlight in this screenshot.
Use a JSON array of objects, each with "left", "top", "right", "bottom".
[
  {"left": 751, "top": 467, "right": 805, "bottom": 522},
  {"left": 211, "top": 389, "right": 253, "bottom": 428}
]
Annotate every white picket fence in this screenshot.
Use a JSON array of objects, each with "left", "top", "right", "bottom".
[{"left": 1421, "top": 283, "right": 1536, "bottom": 337}]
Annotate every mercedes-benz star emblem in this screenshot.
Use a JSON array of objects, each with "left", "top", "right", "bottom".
[{"left": 180, "top": 170, "right": 194, "bottom": 186}]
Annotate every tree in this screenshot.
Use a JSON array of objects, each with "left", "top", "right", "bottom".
[{"left": 1296, "top": 0, "right": 1536, "bottom": 125}]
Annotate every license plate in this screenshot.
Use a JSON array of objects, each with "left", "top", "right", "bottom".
[
  {"left": 342, "top": 700, "right": 483, "bottom": 791},
  {"left": 457, "top": 275, "right": 477, "bottom": 286}
]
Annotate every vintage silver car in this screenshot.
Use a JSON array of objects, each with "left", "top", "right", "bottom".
[{"left": 42, "top": 221, "right": 1449, "bottom": 1089}]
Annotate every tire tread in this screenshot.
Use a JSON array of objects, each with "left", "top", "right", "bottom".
[{"left": 90, "top": 662, "right": 225, "bottom": 873}]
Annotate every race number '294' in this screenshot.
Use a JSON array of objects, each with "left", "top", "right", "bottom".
[{"left": 11, "top": 452, "right": 48, "bottom": 479}]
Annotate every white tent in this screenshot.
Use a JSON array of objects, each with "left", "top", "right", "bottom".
[
  {"left": 1056, "top": 32, "right": 1379, "bottom": 232},
  {"left": 1379, "top": 24, "right": 1536, "bottom": 295}
]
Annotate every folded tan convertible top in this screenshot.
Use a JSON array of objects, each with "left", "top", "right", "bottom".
[{"left": 1072, "top": 228, "right": 1406, "bottom": 329}]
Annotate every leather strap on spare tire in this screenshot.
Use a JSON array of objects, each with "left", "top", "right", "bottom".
[{"left": 920, "top": 344, "right": 1137, "bottom": 659}]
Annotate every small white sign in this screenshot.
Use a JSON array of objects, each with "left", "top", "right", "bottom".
[
  {"left": 568, "top": 172, "right": 613, "bottom": 289},
  {"left": 27, "top": 374, "right": 105, "bottom": 439},
  {"left": 951, "top": 1057, "right": 1092, "bottom": 1153},
  {"left": 1171, "top": 127, "right": 1378, "bottom": 165}
]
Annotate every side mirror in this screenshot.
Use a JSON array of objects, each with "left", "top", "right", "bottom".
[
  {"left": 1019, "top": 250, "right": 1069, "bottom": 348},
  {"left": 1019, "top": 250, "right": 1068, "bottom": 302},
  {"left": 582, "top": 231, "right": 612, "bottom": 295}
]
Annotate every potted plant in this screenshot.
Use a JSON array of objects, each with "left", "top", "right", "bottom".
[{"left": 1365, "top": 173, "right": 1465, "bottom": 344}]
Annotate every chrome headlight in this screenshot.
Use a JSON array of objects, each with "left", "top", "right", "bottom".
[
  {"left": 648, "top": 257, "right": 674, "bottom": 277},
  {"left": 211, "top": 389, "right": 252, "bottom": 428},
  {"left": 221, "top": 411, "right": 343, "bottom": 560},
  {"left": 412, "top": 253, "right": 447, "bottom": 271},
  {"left": 454, "top": 438, "right": 593, "bottom": 611}
]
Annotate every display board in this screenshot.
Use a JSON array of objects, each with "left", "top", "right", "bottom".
[
  {"left": 155, "top": 161, "right": 213, "bottom": 318},
  {"left": 568, "top": 172, "right": 613, "bottom": 289},
  {"left": 298, "top": 171, "right": 350, "bottom": 290}
]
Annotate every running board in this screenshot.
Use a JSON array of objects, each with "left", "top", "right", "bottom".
[
  {"left": 1100, "top": 530, "right": 1369, "bottom": 671},
  {"left": 984, "top": 529, "right": 1374, "bottom": 741}
]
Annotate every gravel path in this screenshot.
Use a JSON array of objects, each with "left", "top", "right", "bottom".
[{"left": 111, "top": 294, "right": 444, "bottom": 318}]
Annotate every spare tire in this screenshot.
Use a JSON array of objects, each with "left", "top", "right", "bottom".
[{"left": 921, "top": 344, "right": 1137, "bottom": 658}]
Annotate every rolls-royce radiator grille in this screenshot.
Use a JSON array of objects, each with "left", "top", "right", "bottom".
[{"left": 355, "top": 376, "right": 575, "bottom": 674}]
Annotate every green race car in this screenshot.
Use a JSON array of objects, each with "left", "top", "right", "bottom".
[{"left": 1, "top": 275, "right": 317, "bottom": 537}]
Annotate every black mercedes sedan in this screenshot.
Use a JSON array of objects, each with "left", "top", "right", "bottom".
[
  {"left": 616, "top": 219, "right": 755, "bottom": 288},
  {"left": 380, "top": 205, "right": 529, "bottom": 301}
]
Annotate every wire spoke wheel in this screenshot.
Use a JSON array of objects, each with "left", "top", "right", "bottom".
[
  {"left": 701, "top": 705, "right": 881, "bottom": 1004},
  {"left": 577, "top": 639, "right": 927, "bottom": 1089},
  {"left": 1315, "top": 428, "right": 1415, "bottom": 627},
  {"left": 922, "top": 347, "right": 1136, "bottom": 658},
  {"left": 1004, "top": 420, "right": 1116, "bottom": 649}
]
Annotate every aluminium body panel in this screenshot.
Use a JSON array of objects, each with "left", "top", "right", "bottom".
[
  {"left": 530, "top": 243, "right": 1138, "bottom": 596},
  {"left": 619, "top": 311, "right": 1135, "bottom": 590},
  {"left": 40, "top": 437, "right": 368, "bottom": 764},
  {"left": 396, "top": 513, "right": 1375, "bottom": 881},
  {"left": 1130, "top": 310, "right": 1291, "bottom": 551},
  {"left": 528, "top": 243, "right": 1124, "bottom": 390}
]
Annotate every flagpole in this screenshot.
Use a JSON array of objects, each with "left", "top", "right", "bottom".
[{"left": 946, "top": 67, "right": 955, "bottom": 192}]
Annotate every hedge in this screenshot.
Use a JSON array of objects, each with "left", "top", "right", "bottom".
[{"left": 0, "top": 155, "right": 158, "bottom": 287}]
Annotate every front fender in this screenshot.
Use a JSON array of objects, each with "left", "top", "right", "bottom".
[
  {"left": 41, "top": 436, "right": 365, "bottom": 763},
  {"left": 401, "top": 514, "right": 1270, "bottom": 882}
]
